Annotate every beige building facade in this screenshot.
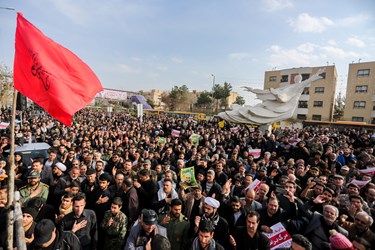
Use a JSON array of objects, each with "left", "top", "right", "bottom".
[
  {"left": 343, "top": 61, "right": 375, "bottom": 123},
  {"left": 264, "top": 66, "right": 337, "bottom": 121}
]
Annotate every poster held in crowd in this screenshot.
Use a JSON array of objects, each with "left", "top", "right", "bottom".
[
  {"left": 263, "top": 222, "right": 292, "bottom": 249},
  {"left": 248, "top": 148, "right": 261, "bottom": 159},
  {"left": 180, "top": 167, "right": 198, "bottom": 189},
  {"left": 190, "top": 134, "right": 200, "bottom": 147}
]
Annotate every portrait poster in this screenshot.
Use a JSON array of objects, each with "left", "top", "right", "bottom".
[
  {"left": 180, "top": 167, "right": 198, "bottom": 189},
  {"left": 190, "top": 134, "right": 200, "bottom": 147},
  {"left": 158, "top": 137, "right": 166, "bottom": 145}
]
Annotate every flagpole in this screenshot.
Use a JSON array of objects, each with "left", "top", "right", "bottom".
[{"left": 6, "top": 89, "right": 17, "bottom": 250}]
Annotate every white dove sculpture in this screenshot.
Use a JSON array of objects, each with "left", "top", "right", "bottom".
[{"left": 218, "top": 68, "right": 325, "bottom": 125}]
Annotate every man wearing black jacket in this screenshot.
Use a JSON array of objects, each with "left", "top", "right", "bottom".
[
  {"left": 32, "top": 219, "right": 82, "bottom": 250},
  {"left": 233, "top": 210, "right": 270, "bottom": 250}
]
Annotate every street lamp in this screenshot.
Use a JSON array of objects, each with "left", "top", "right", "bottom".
[
  {"left": 211, "top": 74, "right": 215, "bottom": 111},
  {"left": 211, "top": 74, "right": 215, "bottom": 97}
]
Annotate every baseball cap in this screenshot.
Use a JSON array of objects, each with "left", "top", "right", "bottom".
[
  {"left": 33, "top": 219, "right": 55, "bottom": 246},
  {"left": 144, "top": 159, "right": 151, "bottom": 165},
  {"left": 141, "top": 209, "right": 158, "bottom": 225}
]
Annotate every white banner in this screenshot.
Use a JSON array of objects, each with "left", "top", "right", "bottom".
[
  {"left": 0, "top": 122, "right": 10, "bottom": 130},
  {"left": 245, "top": 179, "right": 263, "bottom": 192},
  {"left": 171, "top": 129, "right": 181, "bottom": 137},
  {"left": 96, "top": 88, "right": 128, "bottom": 100},
  {"left": 263, "top": 223, "right": 292, "bottom": 250},
  {"left": 248, "top": 148, "right": 261, "bottom": 159},
  {"left": 358, "top": 168, "right": 375, "bottom": 176}
]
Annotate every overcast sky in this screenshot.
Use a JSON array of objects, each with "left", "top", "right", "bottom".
[{"left": 1, "top": 0, "right": 374, "bottom": 105}]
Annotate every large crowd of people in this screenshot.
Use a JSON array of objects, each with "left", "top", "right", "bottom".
[{"left": 0, "top": 108, "right": 374, "bottom": 250}]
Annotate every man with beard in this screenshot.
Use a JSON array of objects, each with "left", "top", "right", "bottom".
[
  {"left": 194, "top": 197, "right": 230, "bottom": 249},
  {"left": 22, "top": 207, "right": 38, "bottom": 246},
  {"left": 105, "top": 152, "right": 122, "bottom": 175},
  {"left": 108, "top": 172, "right": 124, "bottom": 198},
  {"left": 153, "top": 178, "right": 178, "bottom": 214},
  {"left": 338, "top": 211, "right": 375, "bottom": 246},
  {"left": 134, "top": 169, "right": 158, "bottom": 209},
  {"left": 100, "top": 197, "right": 128, "bottom": 250},
  {"left": 336, "top": 147, "right": 356, "bottom": 166},
  {"left": 61, "top": 193, "right": 98, "bottom": 250},
  {"left": 54, "top": 166, "right": 80, "bottom": 202},
  {"left": 29, "top": 159, "right": 54, "bottom": 187},
  {"left": 117, "top": 160, "right": 137, "bottom": 179},
  {"left": 92, "top": 172, "right": 112, "bottom": 227},
  {"left": 55, "top": 192, "right": 73, "bottom": 225},
  {"left": 77, "top": 167, "right": 96, "bottom": 207},
  {"left": 232, "top": 210, "right": 270, "bottom": 250},
  {"left": 258, "top": 195, "right": 296, "bottom": 234},
  {"left": 48, "top": 162, "right": 66, "bottom": 206},
  {"left": 302, "top": 195, "right": 348, "bottom": 250},
  {"left": 125, "top": 209, "right": 167, "bottom": 250},
  {"left": 243, "top": 188, "right": 263, "bottom": 212},
  {"left": 178, "top": 184, "right": 205, "bottom": 236},
  {"left": 159, "top": 199, "right": 190, "bottom": 250},
  {"left": 190, "top": 220, "right": 224, "bottom": 250},
  {"left": 121, "top": 177, "right": 139, "bottom": 228},
  {"left": 222, "top": 196, "right": 247, "bottom": 235},
  {"left": 33, "top": 219, "right": 82, "bottom": 250},
  {"left": 20, "top": 171, "right": 49, "bottom": 206}
]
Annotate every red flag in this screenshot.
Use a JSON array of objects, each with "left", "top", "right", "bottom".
[{"left": 13, "top": 13, "right": 103, "bottom": 126}]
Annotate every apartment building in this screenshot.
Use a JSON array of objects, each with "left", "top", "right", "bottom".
[
  {"left": 343, "top": 61, "right": 375, "bottom": 123},
  {"left": 264, "top": 65, "right": 337, "bottom": 121}
]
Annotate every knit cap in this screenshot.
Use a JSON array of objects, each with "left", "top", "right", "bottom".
[{"left": 329, "top": 230, "right": 354, "bottom": 250}]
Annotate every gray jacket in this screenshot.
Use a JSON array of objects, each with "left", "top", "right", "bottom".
[{"left": 124, "top": 223, "right": 167, "bottom": 250}]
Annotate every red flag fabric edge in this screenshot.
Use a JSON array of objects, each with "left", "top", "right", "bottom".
[{"left": 13, "top": 12, "right": 104, "bottom": 126}]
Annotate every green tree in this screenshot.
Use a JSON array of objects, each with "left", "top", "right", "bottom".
[
  {"left": 221, "top": 82, "right": 232, "bottom": 109},
  {"left": 212, "top": 82, "right": 232, "bottom": 111},
  {"left": 147, "top": 98, "right": 156, "bottom": 109},
  {"left": 195, "top": 91, "right": 212, "bottom": 109},
  {"left": 333, "top": 92, "right": 345, "bottom": 121},
  {"left": 0, "top": 64, "right": 13, "bottom": 109},
  {"left": 233, "top": 95, "right": 245, "bottom": 106},
  {"left": 161, "top": 85, "right": 190, "bottom": 110}
]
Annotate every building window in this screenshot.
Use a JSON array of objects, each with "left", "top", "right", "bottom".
[
  {"left": 352, "top": 117, "right": 364, "bottom": 122},
  {"left": 298, "top": 101, "right": 308, "bottom": 108},
  {"left": 357, "top": 69, "right": 370, "bottom": 77},
  {"left": 312, "top": 115, "right": 321, "bottom": 121},
  {"left": 355, "top": 85, "right": 368, "bottom": 93},
  {"left": 269, "top": 76, "right": 277, "bottom": 82},
  {"left": 319, "top": 72, "right": 326, "bottom": 79},
  {"left": 315, "top": 87, "right": 324, "bottom": 93},
  {"left": 313, "top": 101, "right": 323, "bottom": 107},
  {"left": 302, "top": 87, "right": 309, "bottom": 95},
  {"left": 302, "top": 74, "right": 310, "bottom": 81},
  {"left": 281, "top": 75, "right": 288, "bottom": 82},
  {"left": 353, "top": 101, "right": 366, "bottom": 109},
  {"left": 297, "top": 114, "right": 306, "bottom": 120}
]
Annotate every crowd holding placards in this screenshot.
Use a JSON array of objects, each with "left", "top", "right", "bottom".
[{"left": 0, "top": 108, "right": 374, "bottom": 250}]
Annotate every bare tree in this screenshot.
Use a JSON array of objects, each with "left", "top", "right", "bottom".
[{"left": 0, "top": 64, "right": 14, "bottom": 108}]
